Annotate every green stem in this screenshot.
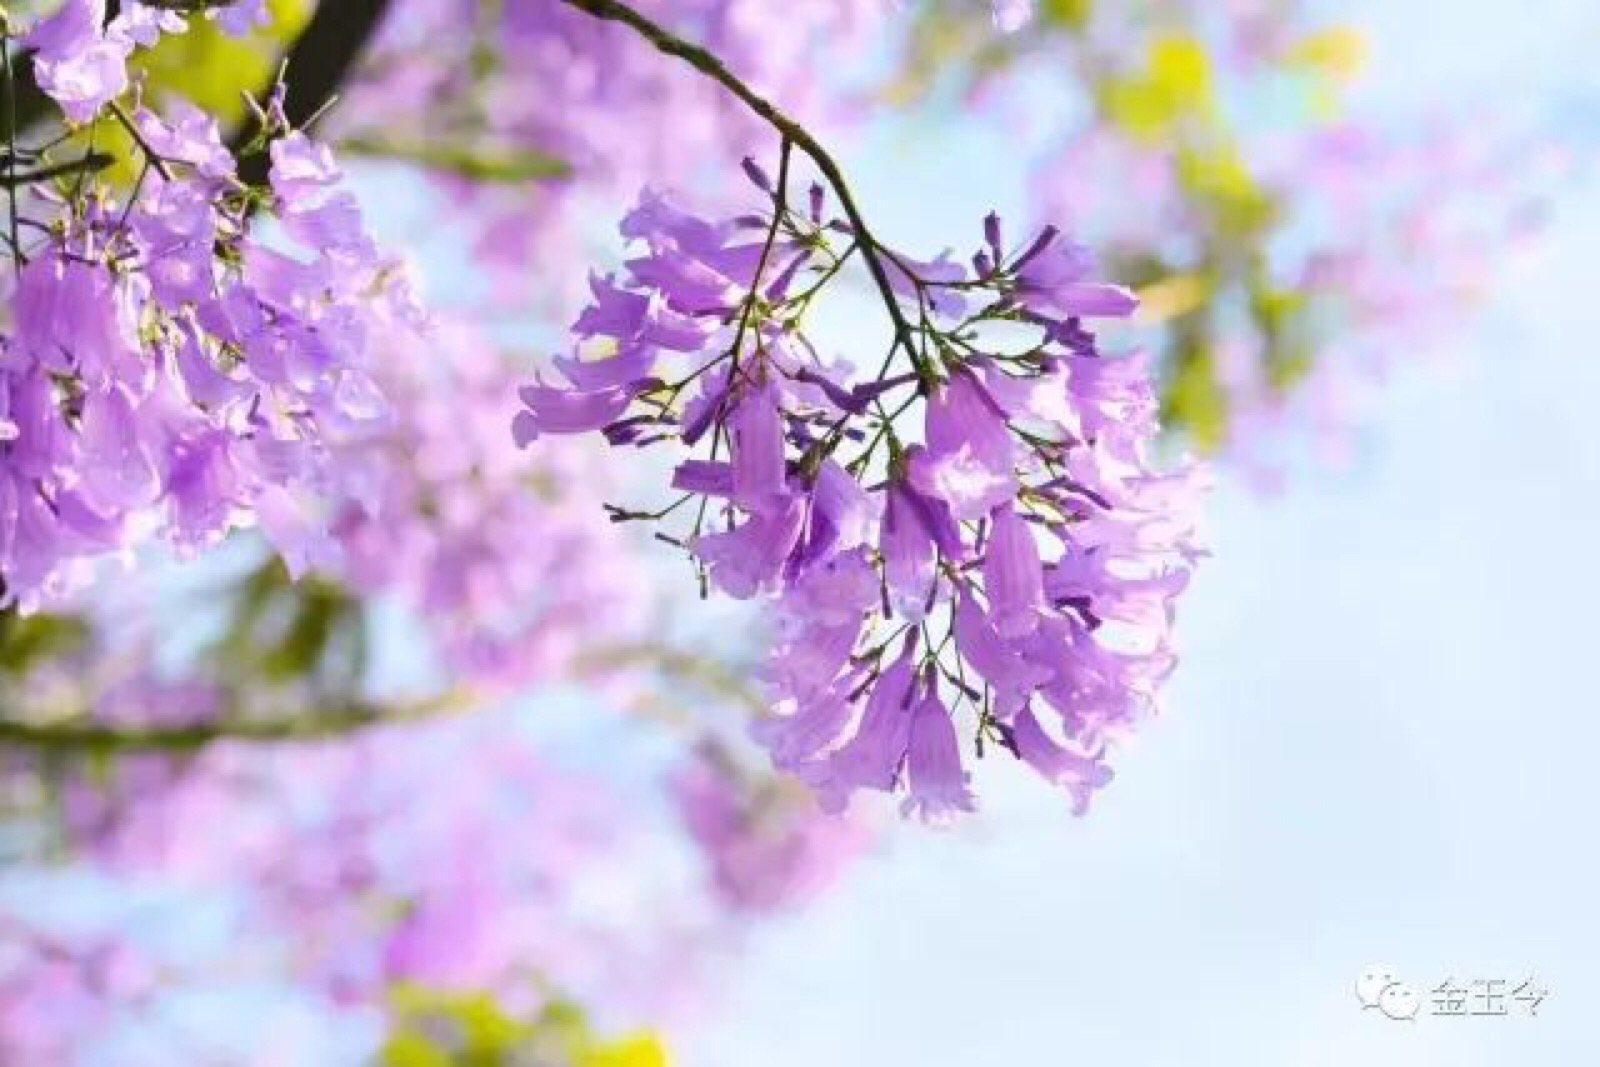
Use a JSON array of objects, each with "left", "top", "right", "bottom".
[
  {"left": 0, "top": 691, "right": 474, "bottom": 755},
  {"left": 725, "top": 135, "right": 793, "bottom": 386},
  {"left": 0, "top": 639, "right": 762, "bottom": 756},
  {"left": 107, "top": 100, "right": 173, "bottom": 181}
]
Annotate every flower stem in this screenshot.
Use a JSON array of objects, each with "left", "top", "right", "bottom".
[{"left": 0, "top": 690, "right": 474, "bottom": 755}]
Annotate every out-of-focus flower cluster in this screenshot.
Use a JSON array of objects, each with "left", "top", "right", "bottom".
[
  {"left": 897, "top": 0, "right": 1565, "bottom": 467},
  {"left": 0, "top": 578, "right": 863, "bottom": 1060},
  {"left": 516, "top": 158, "right": 1203, "bottom": 821},
  {"left": 2, "top": 2, "right": 417, "bottom": 609},
  {"left": 0, "top": 697, "right": 855, "bottom": 1062},
  {"left": 346, "top": 0, "right": 885, "bottom": 298},
  {"left": 321, "top": 315, "right": 654, "bottom": 691}
]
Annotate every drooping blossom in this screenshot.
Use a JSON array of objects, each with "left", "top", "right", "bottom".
[
  {"left": 0, "top": 95, "right": 417, "bottom": 609},
  {"left": 515, "top": 163, "right": 1203, "bottom": 821}
]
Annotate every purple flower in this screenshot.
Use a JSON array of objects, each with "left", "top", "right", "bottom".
[
  {"left": 162, "top": 428, "right": 241, "bottom": 548},
  {"left": 212, "top": 0, "right": 268, "bottom": 36},
  {"left": 26, "top": 0, "right": 131, "bottom": 123},
  {"left": 693, "top": 497, "right": 805, "bottom": 600},
  {"left": 766, "top": 616, "right": 861, "bottom": 701},
  {"left": 983, "top": 501, "right": 1045, "bottom": 638},
  {"left": 280, "top": 190, "right": 372, "bottom": 255},
  {"left": 954, "top": 594, "right": 1051, "bottom": 719},
  {"left": 911, "top": 370, "right": 1017, "bottom": 518},
  {"left": 269, "top": 133, "right": 344, "bottom": 206},
  {"left": 811, "top": 637, "right": 918, "bottom": 812},
  {"left": 1014, "top": 230, "right": 1139, "bottom": 319},
  {"left": 115, "top": 2, "right": 187, "bottom": 46},
  {"left": 902, "top": 686, "right": 976, "bottom": 823},
  {"left": 137, "top": 103, "right": 236, "bottom": 179},
  {"left": 753, "top": 687, "right": 854, "bottom": 772},
  {"left": 1012, "top": 705, "right": 1113, "bottom": 816},
  {"left": 15, "top": 255, "right": 139, "bottom": 383},
  {"left": 77, "top": 386, "right": 159, "bottom": 513},
  {"left": 621, "top": 188, "right": 730, "bottom": 258},
  {"left": 782, "top": 545, "right": 878, "bottom": 626},
  {"left": 880, "top": 480, "right": 955, "bottom": 621},
  {"left": 794, "top": 460, "right": 878, "bottom": 568},
  {"left": 883, "top": 249, "right": 969, "bottom": 318},
  {"left": 513, "top": 379, "right": 648, "bottom": 443},
  {"left": 671, "top": 459, "right": 733, "bottom": 497},
  {"left": 728, "top": 384, "right": 789, "bottom": 515},
  {"left": 573, "top": 274, "right": 707, "bottom": 352}
]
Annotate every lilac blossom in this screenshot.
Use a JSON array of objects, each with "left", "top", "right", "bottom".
[
  {"left": 22, "top": 0, "right": 194, "bottom": 124},
  {"left": 0, "top": 98, "right": 416, "bottom": 608},
  {"left": 517, "top": 167, "right": 1203, "bottom": 821}
]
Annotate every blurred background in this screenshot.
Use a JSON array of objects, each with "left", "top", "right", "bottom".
[{"left": 1, "top": 0, "right": 1596, "bottom": 1064}]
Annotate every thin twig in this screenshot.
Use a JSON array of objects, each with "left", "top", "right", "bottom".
[{"left": 107, "top": 100, "right": 174, "bottom": 181}]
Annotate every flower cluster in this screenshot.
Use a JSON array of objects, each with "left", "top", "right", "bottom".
[
  {"left": 1, "top": 21, "right": 416, "bottom": 608},
  {"left": 996, "top": 0, "right": 1561, "bottom": 463},
  {"left": 22, "top": 0, "right": 268, "bottom": 123},
  {"left": 320, "top": 315, "right": 652, "bottom": 690},
  {"left": 516, "top": 158, "right": 1203, "bottom": 821},
  {"left": 0, "top": 708, "right": 762, "bottom": 1060},
  {"left": 349, "top": 0, "right": 883, "bottom": 301}
]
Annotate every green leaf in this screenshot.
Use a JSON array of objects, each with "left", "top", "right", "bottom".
[
  {"left": 1103, "top": 36, "right": 1214, "bottom": 140},
  {"left": 381, "top": 1033, "right": 452, "bottom": 1067},
  {"left": 1040, "top": 0, "right": 1092, "bottom": 30},
  {"left": 0, "top": 612, "right": 90, "bottom": 672}
]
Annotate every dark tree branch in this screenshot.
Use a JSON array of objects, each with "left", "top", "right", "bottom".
[
  {"left": 0, "top": 150, "right": 114, "bottom": 187},
  {"left": 228, "top": 0, "right": 392, "bottom": 186},
  {"left": 0, "top": 52, "right": 51, "bottom": 144}
]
